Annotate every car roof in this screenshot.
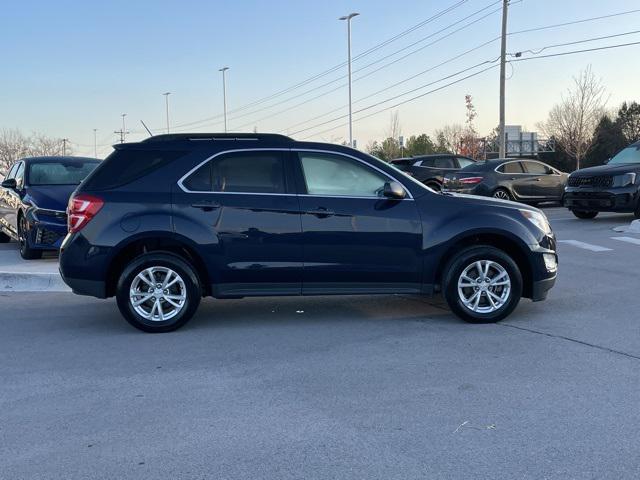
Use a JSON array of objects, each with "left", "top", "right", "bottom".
[{"left": 20, "top": 156, "right": 100, "bottom": 163}]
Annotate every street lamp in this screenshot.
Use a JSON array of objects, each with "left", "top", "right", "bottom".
[
  {"left": 219, "top": 67, "right": 230, "bottom": 132},
  {"left": 162, "top": 92, "right": 171, "bottom": 133},
  {"left": 339, "top": 12, "right": 359, "bottom": 148}
]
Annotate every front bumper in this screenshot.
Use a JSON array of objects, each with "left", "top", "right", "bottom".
[
  {"left": 563, "top": 186, "right": 639, "bottom": 212},
  {"left": 25, "top": 209, "right": 67, "bottom": 250}
]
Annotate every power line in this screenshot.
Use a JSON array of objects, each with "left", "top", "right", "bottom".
[
  {"left": 181, "top": 1, "right": 505, "bottom": 133},
  {"left": 298, "top": 39, "right": 640, "bottom": 140},
  {"left": 164, "top": 0, "right": 496, "bottom": 132},
  {"left": 508, "top": 8, "right": 640, "bottom": 36},
  {"left": 509, "top": 29, "right": 640, "bottom": 56}
]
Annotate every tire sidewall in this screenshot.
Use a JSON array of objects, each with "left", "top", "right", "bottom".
[
  {"left": 443, "top": 246, "right": 523, "bottom": 323},
  {"left": 116, "top": 253, "right": 201, "bottom": 333}
]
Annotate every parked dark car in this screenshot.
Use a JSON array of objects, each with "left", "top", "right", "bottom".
[
  {"left": 390, "top": 154, "right": 476, "bottom": 191},
  {"left": 563, "top": 141, "right": 640, "bottom": 219},
  {"left": 0, "top": 156, "right": 100, "bottom": 259},
  {"left": 442, "top": 158, "right": 568, "bottom": 204},
  {"left": 59, "top": 133, "right": 557, "bottom": 333}
]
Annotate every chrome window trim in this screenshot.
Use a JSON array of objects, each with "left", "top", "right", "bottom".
[
  {"left": 177, "top": 147, "right": 414, "bottom": 200},
  {"left": 494, "top": 159, "right": 556, "bottom": 175}
]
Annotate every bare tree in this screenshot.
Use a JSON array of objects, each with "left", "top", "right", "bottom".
[
  {"left": 0, "top": 129, "right": 68, "bottom": 176},
  {"left": 435, "top": 123, "right": 464, "bottom": 154},
  {"left": 539, "top": 66, "right": 607, "bottom": 170}
]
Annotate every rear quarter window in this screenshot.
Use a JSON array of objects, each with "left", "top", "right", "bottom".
[{"left": 82, "top": 149, "right": 185, "bottom": 190}]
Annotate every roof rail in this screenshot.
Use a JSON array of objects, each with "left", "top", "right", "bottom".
[{"left": 141, "top": 133, "right": 293, "bottom": 143}]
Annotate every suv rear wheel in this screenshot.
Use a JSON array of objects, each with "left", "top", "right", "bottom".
[
  {"left": 442, "top": 246, "right": 523, "bottom": 323},
  {"left": 571, "top": 210, "right": 598, "bottom": 219},
  {"left": 116, "top": 252, "right": 202, "bottom": 333}
]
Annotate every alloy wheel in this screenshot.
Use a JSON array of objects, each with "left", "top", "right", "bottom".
[
  {"left": 457, "top": 260, "right": 511, "bottom": 314},
  {"left": 493, "top": 190, "right": 510, "bottom": 200},
  {"left": 129, "top": 267, "right": 187, "bottom": 322}
]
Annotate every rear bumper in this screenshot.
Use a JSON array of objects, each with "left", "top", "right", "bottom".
[
  {"left": 59, "top": 232, "right": 110, "bottom": 298},
  {"left": 563, "top": 186, "right": 639, "bottom": 212}
]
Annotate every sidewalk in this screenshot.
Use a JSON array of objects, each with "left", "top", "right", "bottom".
[{"left": 0, "top": 243, "right": 69, "bottom": 292}]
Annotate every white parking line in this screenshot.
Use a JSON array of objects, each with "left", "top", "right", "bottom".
[
  {"left": 558, "top": 240, "right": 613, "bottom": 252},
  {"left": 611, "top": 236, "right": 640, "bottom": 246}
]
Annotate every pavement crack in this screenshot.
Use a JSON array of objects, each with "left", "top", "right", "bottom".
[{"left": 500, "top": 323, "right": 640, "bottom": 361}]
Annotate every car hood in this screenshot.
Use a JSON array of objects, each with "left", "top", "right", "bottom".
[
  {"left": 443, "top": 192, "right": 539, "bottom": 212},
  {"left": 570, "top": 163, "right": 640, "bottom": 176},
  {"left": 25, "top": 185, "right": 77, "bottom": 211}
]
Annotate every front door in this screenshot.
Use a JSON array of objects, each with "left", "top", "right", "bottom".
[
  {"left": 172, "top": 149, "right": 303, "bottom": 297},
  {"left": 294, "top": 151, "right": 423, "bottom": 294},
  {"left": 522, "top": 161, "right": 561, "bottom": 200}
]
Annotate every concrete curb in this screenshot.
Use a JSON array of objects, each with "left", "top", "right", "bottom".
[{"left": 0, "top": 271, "right": 70, "bottom": 292}]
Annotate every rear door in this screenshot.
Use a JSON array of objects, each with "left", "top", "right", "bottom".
[
  {"left": 172, "top": 149, "right": 303, "bottom": 297},
  {"left": 497, "top": 161, "right": 532, "bottom": 198},
  {"left": 294, "top": 150, "right": 423, "bottom": 294}
]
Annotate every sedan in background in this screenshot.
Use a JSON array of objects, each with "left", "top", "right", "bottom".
[
  {"left": 442, "top": 158, "right": 568, "bottom": 204},
  {"left": 390, "top": 154, "right": 476, "bottom": 191},
  {"left": 0, "top": 156, "right": 100, "bottom": 259}
]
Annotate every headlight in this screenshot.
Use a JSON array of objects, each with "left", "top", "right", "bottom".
[
  {"left": 612, "top": 172, "right": 636, "bottom": 187},
  {"left": 520, "top": 209, "right": 552, "bottom": 234}
]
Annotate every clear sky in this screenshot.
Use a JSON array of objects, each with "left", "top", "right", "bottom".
[{"left": 1, "top": 0, "right": 639, "bottom": 157}]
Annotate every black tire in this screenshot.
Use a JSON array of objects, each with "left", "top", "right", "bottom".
[
  {"left": 116, "top": 252, "right": 202, "bottom": 333},
  {"left": 442, "top": 246, "right": 523, "bottom": 324},
  {"left": 571, "top": 210, "right": 598, "bottom": 219},
  {"left": 634, "top": 202, "right": 640, "bottom": 219},
  {"left": 492, "top": 188, "right": 512, "bottom": 201},
  {"left": 0, "top": 231, "right": 10, "bottom": 243},
  {"left": 18, "top": 216, "right": 42, "bottom": 260}
]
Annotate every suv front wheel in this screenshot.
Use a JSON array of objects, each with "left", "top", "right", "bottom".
[
  {"left": 443, "top": 246, "right": 523, "bottom": 323},
  {"left": 116, "top": 252, "right": 202, "bottom": 333}
]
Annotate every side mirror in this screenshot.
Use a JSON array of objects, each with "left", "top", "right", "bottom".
[
  {"left": 383, "top": 181, "right": 407, "bottom": 199},
  {"left": 604, "top": 158, "right": 611, "bottom": 164},
  {"left": 1, "top": 178, "right": 17, "bottom": 190}
]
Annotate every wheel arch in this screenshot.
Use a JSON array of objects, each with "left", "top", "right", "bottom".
[
  {"left": 105, "top": 233, "right": 211, "bottom": 298},
  {"left": 434, "top": 232, "right": 533, "bottom": 299}
]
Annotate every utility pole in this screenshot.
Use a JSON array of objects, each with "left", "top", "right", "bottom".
[
  {"left": 219, "top": 67, "right": 229, "bottom": 132},
  {"left": 114, "top": 113, "right": 130, "bottom": 143},
  {"left": 162, "top": 92, "right": 171, "bottom": 133},
  {"left": 93, "top": 129, "right": 97, "bottom": 158},
  {"left": 340, "top": 12, "right": 359, "bottom": 148},
  {"left": 62, "top": 138, "right": 69, "bottom": 156},
  {"left": 498, "top": 0, "right": 509, "bottom": 158}
]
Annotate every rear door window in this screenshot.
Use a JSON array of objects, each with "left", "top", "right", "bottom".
[
  {"left": 82, "top": 149, "right": 185, "bottom": 190},
  {"left": 500, "top": 162, "right": 524, "bottom": 174},
  {"left": 433, "top": 157, "right": 455, "bottom": 168},
  {"left": 456, "top": 157, "right": 475, "bottom": 168},
  {"left": 183, "top": 151, "right": 287, "bottom": 194}
]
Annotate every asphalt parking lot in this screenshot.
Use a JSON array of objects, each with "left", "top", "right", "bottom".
[{"left": 2, "top": 207, "right": 640, "bottom": 479}]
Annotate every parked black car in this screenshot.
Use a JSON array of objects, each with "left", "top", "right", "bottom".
[
  {"left": 0, "top": 156, "right": 100, "bottom": 259},
  {"left": 59, "top": 133, "right": 557, "bottom": 333},
  {"left": 442, "top": 158, "right": 568, "bottom": 204},
  {"left": 563, "top": 141, "right": 640, "bottom": 219},
  {"left": 390, "top": 154, "right": 475, "bottom": 191}
]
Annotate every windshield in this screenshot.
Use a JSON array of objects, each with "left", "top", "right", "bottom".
[
  {"left": 28, "top": 161, "right": 99, "bottom": 186},
  {"left": 609, "top": 145, "right": 640, "bottom": 164}
]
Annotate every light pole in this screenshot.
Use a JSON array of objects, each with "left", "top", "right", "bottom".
[
  {"left": 219, "top": 67, "right": 230, "bottom": 132},
  {"left": 162, "top": 92, "right": 171, "bottom": 133},
  {"left": 93, "top": 129, "right": 97, "bottom": 157},
  {"left": 498, "top": 0, "right": 509, "bottom": 158},
  {"left": 339, "top": 12, "right": 359, "bottom": 148}
]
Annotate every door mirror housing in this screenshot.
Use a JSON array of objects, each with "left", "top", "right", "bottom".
[
  {"left": 1, "top": 178, "right": 17, "bottom": 190},
  {"left": 382, "top": 181, "right": 407, "bottom": 199}
]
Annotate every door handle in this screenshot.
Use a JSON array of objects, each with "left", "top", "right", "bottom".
[
  {"left": 535, "top": 178, "right": 542, "bottom": 182},
  {"left": 306, "top": 207, "right": 335, "bottom": 218},
  {"left": 191, "top": 201, "right": 221, "bottom": 211}
]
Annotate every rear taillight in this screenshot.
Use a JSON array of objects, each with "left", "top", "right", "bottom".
[
  {"left": 67, "top": 194, "right": 104, "bottom": 233},
  {"left": 460, "top": 176, "right": 484, "bottom": 185}
]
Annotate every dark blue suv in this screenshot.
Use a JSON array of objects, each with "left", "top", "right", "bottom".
[{"left": 59, "top": 134, "right": 558, "bottom": 332}]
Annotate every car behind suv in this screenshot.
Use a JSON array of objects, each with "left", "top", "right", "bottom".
[
  {"left": 564, "top": 141, "right": 640, "bottom": 219},
  {"left": 59, "top": 133, "right": 558, "bottom": 332},
  {"left": 390, "top": 154, "right": 475, "bottom": 191}
]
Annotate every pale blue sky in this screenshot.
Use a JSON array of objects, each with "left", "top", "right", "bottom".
[{"left": 1, "top": 0, "right": 639, "bottom": 157}]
